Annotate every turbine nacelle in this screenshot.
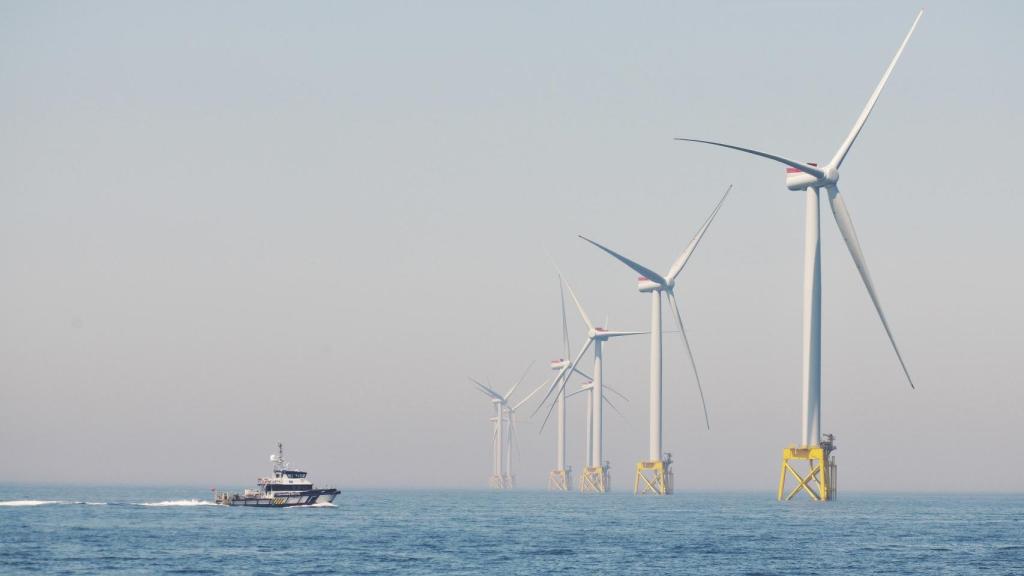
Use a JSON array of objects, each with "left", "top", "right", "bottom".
[
  {"left": 637, "top": 276, "right": 662, "bottom": 292},
  {"left": 550, "top": 358, "right": 568, "bottom": 370},
  {"left": 785, "top": 163, "right": 840, "bottom": 191}
]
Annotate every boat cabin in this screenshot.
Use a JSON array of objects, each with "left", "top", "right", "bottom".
[{"left": 257, "top": 468, "right": 314, "bottom": 493}]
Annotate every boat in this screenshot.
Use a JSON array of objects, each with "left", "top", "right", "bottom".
[{"left": 214, "top": 443, "right": 339, "bottom": 507}]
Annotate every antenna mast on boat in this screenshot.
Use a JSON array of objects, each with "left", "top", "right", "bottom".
[{"left": 275, "top": 442, "right": 286, "bottom": 470}]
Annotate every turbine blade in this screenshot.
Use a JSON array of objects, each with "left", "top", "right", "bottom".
[
  {"left": 533, "top": 368, "right": 568, "bottom": 418},
  {"left": 601, "top": 330, "right": 647, "bottom": 338},
  {"left": 572, "top": 367, "right": 593, "bottom": 381},
  {"left": 560, "top": 279, "right": 571, "bottom": 359},
  {"left": 548, "top": 256, "right": 594, "bottom": 331},
  {"left": 667, "top": 185, "right": 732, "bottom": 282},
  {"left": 603, "top": 393, "right": 628, "bottom": 422},
  {"left": 470, "top": 377, "right": 503, "bottom": 400},
  {"left": 538, "top": 389, "right": 559, "bottom": 433},
  {"left": 826, "top": 185, "right": 914, "bottom": 388},
  {"left": 675, "top": 138, "right": 825, "bottom": 179},
  {"left": 830, "top": 10, "right": 924, "bottom": 169},
  {"left": 667, "top": 290, "right": 710, "bottom": 430},
  {"left": 505, "top": 360, "right": 535, "bottom": 400},
  {"left": 604, "top": 383, "right": 630, "bottom": 403},
  {"left": 513, "top": 375, "right": 552, "bottom": 411},
  {"left": 561, "top": 273, "right": 594, "bottom": 331},
  {"left": 577, "top": 236, "right": 667, "bottom": 286},
  {"left": 532, "top": 338, "right": 593, "bottom": 416},
  {"left": 564, "top": 388, "right": 587, "bottom": 400}
]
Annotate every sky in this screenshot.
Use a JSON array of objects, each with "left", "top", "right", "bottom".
[{"left": 1, "top": 0, "right": 1022, "bottom": 491}]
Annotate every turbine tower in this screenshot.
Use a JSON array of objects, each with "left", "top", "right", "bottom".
[
  {"left": 471, "top": 363, "right": 533, "bottom": 489},
  {"left": 580, "top": 184, "right": 730, "bottom": 495},
  {"left": 538, "top": 274, "right": 643, "bottom": 493},
  {"left": 677, "top": 10, "right": 922, "bottom": 501}
]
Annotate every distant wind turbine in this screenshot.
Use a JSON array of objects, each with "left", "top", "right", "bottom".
[
  {"left": 538, "top": 274, "right": 644, "bottom": 493},
  {"left": 470, "top": 362, "right": 533, "bottom": 489},
  {"left": 579, "top": 184, "right": 730, "bottom": 494}
]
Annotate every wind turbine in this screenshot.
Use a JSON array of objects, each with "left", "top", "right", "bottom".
[
  {"left": 539, "top": 279, "right": 594, "bottom": 491},
  {"left": 538, "top": 274, "right": 644, "bottom": 493},
  {"left": 473, "top": 379, "right": 507, "bottom": 488},
  {"left": 579, "top": 184, "right": 730, "bottom": 495},
  {"left": 676, "top": 10, "right": 922, "bottom": 501},
  {"left": 537, "top": 372, "right": 631, "bottom": 491},
  {"left": 471, "top": 363, "right": 533, "bottom": 489}
]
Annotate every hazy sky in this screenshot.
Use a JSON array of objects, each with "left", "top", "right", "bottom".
[{"left": 2, "top": 1, "right": 1022, "bottom": 491}]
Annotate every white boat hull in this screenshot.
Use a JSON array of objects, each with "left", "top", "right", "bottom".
[{"left": 217, "top": 488, "right": 338, "bottom": 507}]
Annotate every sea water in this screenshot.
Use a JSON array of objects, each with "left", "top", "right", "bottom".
[{"left": 1, "top": 485, "right": 1021, "bottom": 574}]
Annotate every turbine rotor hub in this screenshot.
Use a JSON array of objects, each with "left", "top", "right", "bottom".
[{"left": 823, "top": 165, "right": 840, "bottom": 185}]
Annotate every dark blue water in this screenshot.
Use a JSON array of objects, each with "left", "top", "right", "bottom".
[{"left": 1, "top": 486, "right": 1021, "bottom": 575}]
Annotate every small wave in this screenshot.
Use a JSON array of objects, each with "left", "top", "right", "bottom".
[
  {"left": 288, "top": 502, "right": 337, "bottom": 509},
  {"left": 139, "top": 499, "right": 217, "bottom": 507},
  {"left": 534, "top": 548, "right": 575, "bottom": 556},
  {"left": 0, "top": 500, "right": 64, "bottom": 507}
]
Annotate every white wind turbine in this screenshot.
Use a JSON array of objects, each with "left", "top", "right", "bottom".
[
  {"left": 537, "top": 274, "right": 644, "bottom": 492},
  {"left": 523, "top": 276, "right": 628, "bottom": 491},
  {"left": 677, "top": 10, "right": 921, "bottom": 500},
  {"left": 533, "top": 279, "right": 594, "bottom": 490},
  {"left": 579, "top": 185, "right": 730, "bottom": 494},
  {"left": 471, "top": 363, "right": 534, "bottom": 489}
]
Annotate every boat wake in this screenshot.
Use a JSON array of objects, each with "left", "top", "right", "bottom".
[
  {"left": 0, "top": 500, "right": 65, "bottom": 507},
  {"left": 0, "top": 499, "right": 219, "bottom": 507},
  {"left": 139, "top": 499, "right": 217, "bottom": 507},
  {"left": 288, "top": 502, "right": 337, "bottom": 509},
  {"left": 0, "top": 500, "right": 108, "bottom": 507}
]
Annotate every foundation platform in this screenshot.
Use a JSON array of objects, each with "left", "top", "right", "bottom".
[
  {"left": 777, "top": 436, "right": 837, "bottom": 501},
  {"left": 580, "top": 464, "right": 610, "bottom": 493},
  {"left": 489, "top": 475, "right": 513, "bottom": 489},
  {"left": 634, "top": 455, "right": 674, "bottom": 495},
  {"left": 548, "top": 468, "right": 572, "bottom": 491}
]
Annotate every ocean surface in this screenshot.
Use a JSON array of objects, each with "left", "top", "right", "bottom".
[{"left": 1, "top": 485, "right": 1021, "bottom": 575}]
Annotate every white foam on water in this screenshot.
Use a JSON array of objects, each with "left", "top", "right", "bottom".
[
  {"left": 0, "top": 500, "right": 65, "bottom": 507},
  {"left": 288, "top": 501, "right": 338, "bottom": 509},
  {"left": 139, "top": 499, "right": 217, "bottom": 507}
]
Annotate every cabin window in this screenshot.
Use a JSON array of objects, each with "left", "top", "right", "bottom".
[{"left": 268, "top": 484, "right": 311, "bottom": 492}]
